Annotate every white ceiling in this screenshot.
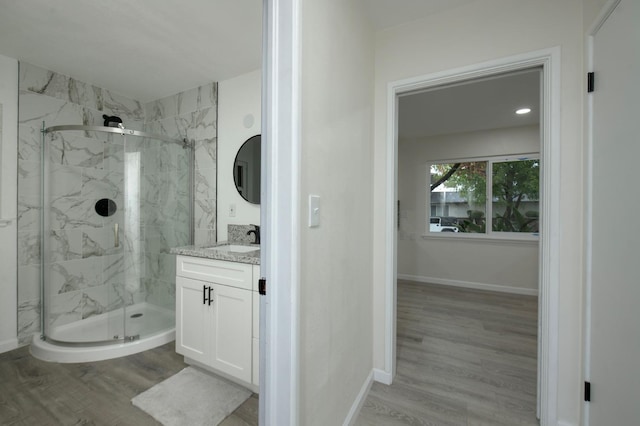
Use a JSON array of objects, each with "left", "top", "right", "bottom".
[
  {"left": 0, "top": 0, "right": 263, "bottom": 102},
  {"left": 0, "top": 1, "right": 485, "bottom": 103},
  {"left": 0, "top": 0, "right": 537, "bottom": 135},
  {"left": 399, "top": 69, "right": 541, "bottom": 139}
]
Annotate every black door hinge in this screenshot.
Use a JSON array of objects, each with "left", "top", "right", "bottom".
[
  {"left": 587, "top": 72, "right": 595, "bottom": 93},
  {"left": 259, "top": 278, "right": 267, "bottom": 295},
  {"left": 585, "top": 381, "right": 591, "bottom": 402}
]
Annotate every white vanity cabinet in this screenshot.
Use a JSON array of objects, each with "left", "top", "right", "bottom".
[{"left": 175, "top": 255, "right": 259, "bottom": 387}]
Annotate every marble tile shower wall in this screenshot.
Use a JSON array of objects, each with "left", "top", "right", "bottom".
[
  {"left": 17, "top": 63, "right": 145, "bottom": 343},
  {"left": 16, "top": 63, "right": 216, "bottom": 344},
  {"left": 144, "top": 83, "right": 218, "bottom": 245},
  {"left": 142, "top": 83, "right": 218, "bottom": 310}
]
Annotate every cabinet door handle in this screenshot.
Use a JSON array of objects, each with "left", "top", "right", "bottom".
[{"left": 202, "top": 285, "right": 214, "bottom": 306}]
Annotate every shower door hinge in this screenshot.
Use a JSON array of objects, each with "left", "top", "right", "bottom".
[
  {"left": 259, "top": 278, "right": 267, "bottom": 295},
  {"left": 587, "top": 72, "right": 595, "bottom": 93},
  {"left": 584, "top": 381, "right": 591, "bottom": 402}
]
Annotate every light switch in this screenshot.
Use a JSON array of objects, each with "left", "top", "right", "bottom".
[
  {"left": 308, "top": 195, "right": 320, "bottom": 227},
  {"left": 229, "top": 204, "right": 236, "bottom": 217}
]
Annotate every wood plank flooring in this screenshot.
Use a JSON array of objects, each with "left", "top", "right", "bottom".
[
  {"left": 0, "top": 281, "right": 536, "bottom": 425},
  {"left": 219, "top": 394, "right": 259, "bottom": 426},
  {"left": 355, "top": 280, "right": 539, "bottom": 426},
  {"left": 0, "top": 342, "right": 258, "bottom": 426}
]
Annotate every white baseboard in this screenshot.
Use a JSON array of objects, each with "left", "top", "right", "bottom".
[
  {"left": 343, "top": 370, "right": 374, "bottom": 426},
  {"left": 373, "top": 368, "right": 392, "bottom": 385},
  {"left": 0, "top": 337, "right": 19, "bottom": 354},
  {"left": 557, "top": 421, "right": 575, "bottom": 426},
  {"left": 397, "top": 274, "right": 538, "bottom": 296}
]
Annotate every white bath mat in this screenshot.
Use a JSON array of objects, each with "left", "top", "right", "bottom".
[{"left": 132, "top": 367, "right": 251, "bottom": 426}]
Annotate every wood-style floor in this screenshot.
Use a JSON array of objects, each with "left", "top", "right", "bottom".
[
  {"left": 0, "top": 342, "right": 258, "bottom": 425},
  {"left": 355, "top": 280, "right": 539, "bottom": 426},
  {"left": 1, "top": 281, "right": 536, "bottom": 425}
]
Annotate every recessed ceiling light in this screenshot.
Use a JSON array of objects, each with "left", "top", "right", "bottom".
[{"left": 516, "top": 108, "right": 532, "bottom": 115}]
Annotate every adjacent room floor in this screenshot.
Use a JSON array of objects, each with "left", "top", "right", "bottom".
[
  {"left": 0, "top": 342, "right": 258, "bottom": 425},
  {"left": 356, "top": 280, "right": 539, "bottom": 425}
]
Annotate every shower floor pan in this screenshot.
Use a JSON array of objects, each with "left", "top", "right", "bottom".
[{"left": 31, "top": 302, "right": 175, "bottom": 363}]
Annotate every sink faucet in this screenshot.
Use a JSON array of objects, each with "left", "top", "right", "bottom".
[{"left": 247, "top": 225, "right": 260, "bottom": 244}]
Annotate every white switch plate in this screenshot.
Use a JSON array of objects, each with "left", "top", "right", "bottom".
[
  {"left": 229, "top": 204, "right": 236, "bottom": 217},
  {"left": 308, "top": 195, "right": 320, "bottom": 227}
]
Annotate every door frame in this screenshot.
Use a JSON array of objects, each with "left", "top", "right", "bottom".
[
  {"left": 382, "top": 48, "right": 562, "bottom": 425},
  {"left": 584, "top": 1, "right": 623, "bottom": 424},
  {"left": 260, "top": 0, "right": 301, "bottom": 424}
]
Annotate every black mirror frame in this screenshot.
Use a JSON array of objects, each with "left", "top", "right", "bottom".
[{"left": 233, "top": 134, "right": 261, "bottom": 205}]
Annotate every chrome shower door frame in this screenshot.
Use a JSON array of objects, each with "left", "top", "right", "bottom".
[{"left": 39, "top": 124, "right": 192, "bottom": 347}]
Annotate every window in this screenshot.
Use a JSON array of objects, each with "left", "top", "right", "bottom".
[{"left": 428, "top": 156, "right": 539, "bottom": 238}]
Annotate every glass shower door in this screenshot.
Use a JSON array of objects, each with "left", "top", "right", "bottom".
[
  {"left": 121, "top": 134, "right": 191, "bottom": 341},
  {"left": 118, "top": 134, "right": 144, "bottom": 341},
  {"left": 42, "top": 125, "right": 191, "bottom": 345},
  {"left": 43, "top": 129, "right": 128, "bottom": 344}
]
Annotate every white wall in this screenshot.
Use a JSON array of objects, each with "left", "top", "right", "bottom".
[
  {"left": 217, "top": 70, "right": 261, "bottom": 241},
  {"left": 373, "top": 1, "right": 585, "bottom": 424},
  {"left": 0, "top": 53, "right": 18, "bottom": 353},
  {"left": 402, "top": 125, "right": 540, "bottom": 162},
  {"left": 583, "top": 0, "right": 611, "bottom": 30},
  {"left": 398, "top": 125, "right": 539, "bottom": 293},
  {"left": 298, "top": 0, "right": 375, "bottom": 423}
]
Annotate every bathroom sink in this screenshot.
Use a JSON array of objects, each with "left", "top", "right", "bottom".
[{"left": 208, "top": 244, "right": 258, "bottom": 253}]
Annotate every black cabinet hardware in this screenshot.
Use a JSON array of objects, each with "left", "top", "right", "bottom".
[{"left": 203, "top": 284, "right": 214, "bottom": 305}]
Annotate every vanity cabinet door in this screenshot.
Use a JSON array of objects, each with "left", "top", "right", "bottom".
[
  {"left": 210, "top": 283, "right": 253, "bottom": 383},
  {"left": 176, "top": 276, "right": 210, "bottom": 365},
  {"left": 175, "top": 256, "right": 255, "bottom": 385}
]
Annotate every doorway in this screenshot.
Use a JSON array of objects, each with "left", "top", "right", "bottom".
[
  {"left": 392, "top": 68, "right": 541, "bottom": 424},
  {"left": 383, "top": 49, "right": 562, "bottom": 424}
]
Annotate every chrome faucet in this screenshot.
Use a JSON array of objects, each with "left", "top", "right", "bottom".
[{"left": 247, "top": 225, "right": 260, "bottom": 245}]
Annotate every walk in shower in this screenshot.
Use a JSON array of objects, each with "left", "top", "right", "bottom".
[{"left": 31, "top": 124, "right": 193, "bottom": 362}]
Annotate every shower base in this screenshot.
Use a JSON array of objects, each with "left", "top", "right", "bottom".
[{"left": 30, "top": 302, "right": 175, "bottom": 363}]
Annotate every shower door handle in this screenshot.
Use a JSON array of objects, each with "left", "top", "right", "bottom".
[{"left": 114, "top": 223, "right": 119, "bottom": 248}]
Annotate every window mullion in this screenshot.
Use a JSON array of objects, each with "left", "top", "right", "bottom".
[
  {"left": 486, "top": 160, "right": 493, "bottom": 235},
  {"left": 426, "top": 163, "right": 431, "bottom": 233}
]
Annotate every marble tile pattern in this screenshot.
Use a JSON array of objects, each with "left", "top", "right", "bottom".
[
  {"left": 16, "top": 63, "right": 208, "bottom": 344},
  {"left": 20, "top": 62, "right": 144, "bottom": 124},
  {"left": 228, "top": 224, "right": 260, "bottom": 244},
  {"left": 16, "top": 62, "right": 144, "bottom": 343},
  {"left": 143, "top": 83, "right": 218, "bottom": 309},
  {"left": 144, "top": 83, "right": 218, "bottom": 247},
  {"left": 170, "top": 242, "right": 260, "bottom": 266}
]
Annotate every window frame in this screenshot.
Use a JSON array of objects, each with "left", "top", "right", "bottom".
[{"left": 425, "top": 153, "right": 540, "bottom": 242}]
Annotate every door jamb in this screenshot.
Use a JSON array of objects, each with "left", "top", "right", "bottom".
[
  {"left": 383, "top": 47, "right": 561, "bottom": 425},
  {"left": 260, "top": 0, "right": 301, "bottom": 424}
]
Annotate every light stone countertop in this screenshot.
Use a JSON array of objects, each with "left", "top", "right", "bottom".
[{"left": 170, "top": 241, "right": 260, "bottom": 265}]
